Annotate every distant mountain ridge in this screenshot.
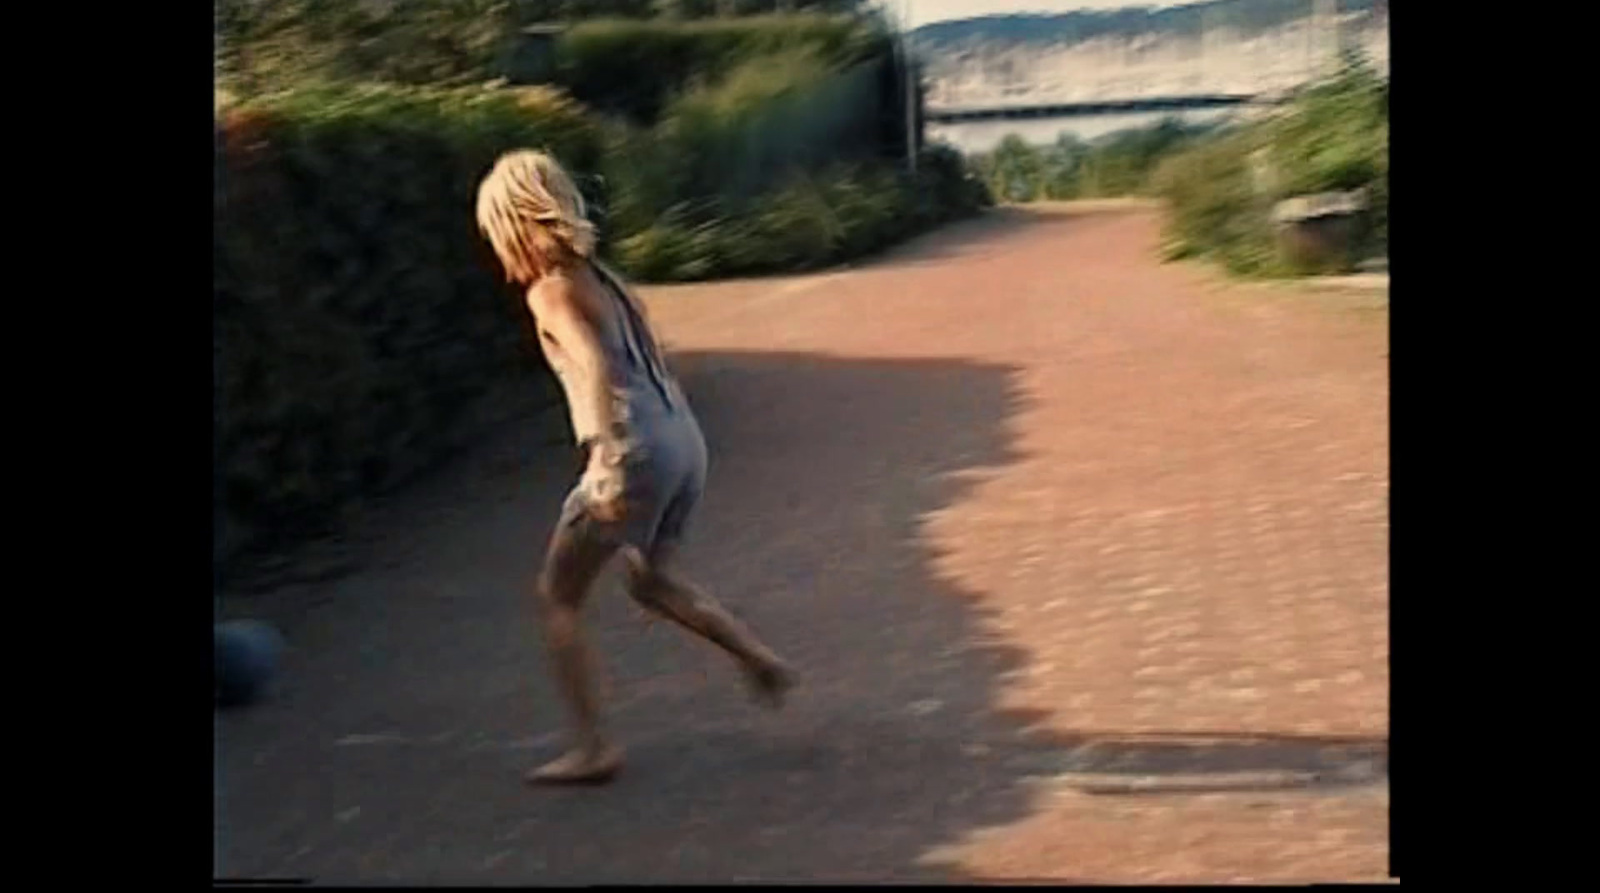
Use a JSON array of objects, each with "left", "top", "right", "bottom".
[
  {"left": 910, "top": 0, "right": 1383, "bottom": 52},
  {"left": 911, "top": 0, "right": 1387, "bottom": 114}
]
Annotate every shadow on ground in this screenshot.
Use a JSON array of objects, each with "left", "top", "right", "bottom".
[{"left": 215, "top": 348, "right": 1384, "bottom": 883}]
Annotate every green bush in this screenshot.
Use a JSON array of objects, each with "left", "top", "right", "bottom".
[
  {"left": 218, "top": 3, "right": 890, "bottom": 125},
  {"left": 214, "top": 82, "right": 602, "bottom": 575},
  {"left": 1151, "top": 54, "right": 1388, "bottom": 276},
  {"left": 612, "top": 208, "right": 724, "bottom": 281},
  {"left": 1264, "top": 55, "right": 1388, "bottom": 254},
  {"left": 968, "top": 119, "right": 1210, "bottom": 204},
  {"left": 216, "top": 0, "right": 523, "bottom": 95},
  {"left": 974, "top": 135, "right": 1049, "bottom": 203},
  {"left": 590, "top": 28, "right": 928, "bottom": 277},
  {"left": 612, "top": 151, "right": 987, "bottom": 282},
  {"left": 660, "top": 49, "right": 885, "bottom": 198},
  {"left": 1081, "top": 119, "right": 1203, "bottom": 196},
  {"left": 909, "top": 142, "right": 994, "bottom": 221},
  {"left": 549, "top": 13, "right": 887, "bottom": 123},
  {"left": 1148, "top": 130, "right": 1279, "bottom": 275}
]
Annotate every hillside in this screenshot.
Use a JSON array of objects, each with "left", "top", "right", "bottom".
[
  {"left": 911, "top": 0, "right": 1387, "bottom": 108},
  {"left": 910, "top": 0, "right": 1383, "bottom": 51}
]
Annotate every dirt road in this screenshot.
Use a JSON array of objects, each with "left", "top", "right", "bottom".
[{"left": 215, "top": 204, "right": 1390, "bottom": 883}]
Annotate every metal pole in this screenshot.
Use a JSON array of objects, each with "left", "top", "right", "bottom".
[{"left": 904, "top": 0, "right": 917, "bottom": 175}]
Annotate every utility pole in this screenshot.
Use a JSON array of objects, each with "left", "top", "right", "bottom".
[{"left": 897, "top": 0, "right": 917, "bottom": 175}]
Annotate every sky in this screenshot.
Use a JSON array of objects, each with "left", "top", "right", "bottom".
[{"left": 875, "top": 1, "right": 1187, "bottom": 30}]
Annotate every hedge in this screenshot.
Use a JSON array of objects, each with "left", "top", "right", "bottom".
[
  {"left": 545, "top": 13, "right": 887, "bottom": 123},
  {"left": 215, "top": 0, "right": 521, "bottom": 94},
  {"left": 612, "top": 146, "right": 990, "bottom": 282},
  {"left": 214, "top": 5, "right": 975, "bottom": 580},
  {"left": 217, "top": 2, "right": 891, "bottom": 127},
  {"left": 214, "top": 83, "right": 601, "bottom": 576}
]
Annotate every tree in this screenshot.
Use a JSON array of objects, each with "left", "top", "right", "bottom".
[
  {"left": 1040, "top": 134, "right": 1088, "bottom": 199},
  {"left": 988, "top": 134, "right": 1045, "bottom": 202}
]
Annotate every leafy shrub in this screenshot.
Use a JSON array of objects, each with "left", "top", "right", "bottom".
[
  {"left": 218, "top": 2, "right": 892, "bottom": 128},
  {"left": 1263, "top": 54, "right": 1387, "bottom": 254},
  {"left": 214, "top": 82, "right": 602, "bottom": 576},
  {"left": 549, "top": 13, "right": 886, "bottom": 123},
  {"left": 1148, "top": 130, "right": 1279, "bottom": 275},
  {"left": 612, "top": 151, "right": 987, "bottom": 282},
  {"left": 968, "top": 118, "right": 1212, "bottom": 204},
  {"left": 216, "top": 0, "right": 522, "bottom": 95},
  {"left": 612, "top": 208, "right": 724, "bottom": 281},
  {"left": 907, "top": 142, "right": 993, "bottom": 222},
  {"left": 659, "top": 48, "right": 885, "bottom": 199},
  {"left": 1150, "top": 54, "right": 1388, "bottom": 275},
  {"left": 975, "top": 134, "right": 1049, "bottom": 203}
]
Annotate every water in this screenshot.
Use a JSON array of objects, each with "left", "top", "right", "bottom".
[{"left": 927, "top": 106, "right": 1244, "bottom": 155}]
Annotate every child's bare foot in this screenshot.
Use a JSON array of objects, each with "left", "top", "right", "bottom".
[
  {"left": 744, "top": 658, "right": 797, "bottom": 709},
  {"left": 525, "top": 744, "right": 624, "bottom": 786}
]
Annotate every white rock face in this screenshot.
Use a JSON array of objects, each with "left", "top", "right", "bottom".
[{"left": 921, "top": 11, "right": 1389, "bottom": 111}]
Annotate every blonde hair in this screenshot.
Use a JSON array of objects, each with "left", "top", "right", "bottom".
[{"left": 475, "top": 149, "right": 597, "bottom": 283}]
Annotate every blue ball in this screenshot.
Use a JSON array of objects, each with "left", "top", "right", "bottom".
[{"left": 215, "top": 620, "right": 283, "bottom": 708}]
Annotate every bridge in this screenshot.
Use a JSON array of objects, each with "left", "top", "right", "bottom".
[{"left": 924, "top": 92, "right": 1280, "bottom": 124}]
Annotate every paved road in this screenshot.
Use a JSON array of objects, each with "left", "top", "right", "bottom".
[{"left": 215, "top": 204, "right": 1390, "bottom": 884}]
